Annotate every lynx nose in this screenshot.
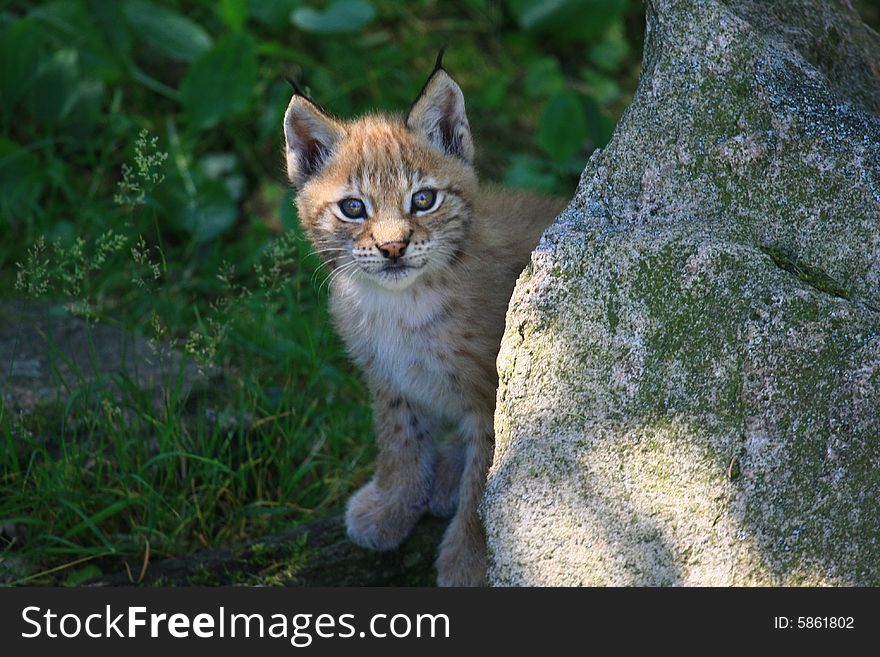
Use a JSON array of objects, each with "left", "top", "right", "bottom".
[{"left": 377, "top": 240, "right": 408, "bottom": 259}]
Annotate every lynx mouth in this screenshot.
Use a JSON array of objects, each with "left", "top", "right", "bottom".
[
  {"left": 380, "top": 264, "right": 413, "bottom": 277},
  {"left": 375, "top": 262, "right": 425, "bottom": 285}
]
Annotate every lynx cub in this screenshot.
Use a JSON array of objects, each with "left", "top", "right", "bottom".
[{"left": 282, "top": 55, "right": 564, "bottom": 586}]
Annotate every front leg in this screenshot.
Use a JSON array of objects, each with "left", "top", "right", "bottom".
[
  {"left": 346, "top": 387, "right": 435, "bottom": 551},
  {"left": 435, "top": 410, "right": 492, "bottom": 586}
]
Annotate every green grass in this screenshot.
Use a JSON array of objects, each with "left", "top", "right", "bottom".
[
  {"left": 0, "top": 150, "right": 384, "bottom": 582},
  {"left": 2, "top": 0, "right": 873, "bottom": 585},
  {"left": 1, "top": 224, "right": 377, "bottom": 584}
]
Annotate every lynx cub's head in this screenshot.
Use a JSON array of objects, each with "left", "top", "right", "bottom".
[{"left": 283, "top": 57, "right": 477, "bottom": 290}]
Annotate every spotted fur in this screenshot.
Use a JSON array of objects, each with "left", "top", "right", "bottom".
[{"left": 283, "top": 63, "right": 565, "bottom": 586}]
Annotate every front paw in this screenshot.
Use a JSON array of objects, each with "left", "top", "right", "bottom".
[
  {"left": 428, "top": 443, "right": 464, "bottom": 519},
  {"left": 345, "top": 480, "right": 425, "bottom": 551},
  {"left": 435, "top": 520, "right": 487, "bottom": 587}
]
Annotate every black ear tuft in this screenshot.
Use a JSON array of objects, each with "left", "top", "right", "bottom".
[
  {"left": 409, "top": 47, "right": 449, "bottom": 117},
  {"left": 285, "top": 76, "right": 307, "bottom": 97},
  {"left": 406, "top": 53, "right": 474, "bottom": 163},
  {"left": 433, "top": 46, "right": 447, "bottom": 73}
]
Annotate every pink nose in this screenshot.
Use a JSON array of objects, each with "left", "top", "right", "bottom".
[{"left": 377, "top": 241, "right": 408, "bottom": 259}]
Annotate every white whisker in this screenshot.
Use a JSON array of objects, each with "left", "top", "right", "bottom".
[{"left": 321, "top": 260, "right": 360, "bottom": 295}]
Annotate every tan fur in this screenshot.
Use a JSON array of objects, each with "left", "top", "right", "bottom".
[{"left": 283, "top": 66, "right": 565, "bottom": 586}]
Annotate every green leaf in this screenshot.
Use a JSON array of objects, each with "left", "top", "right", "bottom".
[
  {"left": 177, "top": 179, "right": 238, "bottom": 243},
  {"left": 122, "top": 0, "right": 213, "bottom": 62},
  {"left": 503, "top": 154, "right": 560, "bottom": 194},
  {"left": 536, "top": 91, "right": 588, "bottom": 161},
  {"left": 507, "top": 0, "right": 627, "bottom": 42},
  {"left": 220, "top": 0, "right": 248, "bottom": 30},
  {"left": 291, "top": 0, "right": 376, "bottom": 34},
  {"left": 199, "top": 152, "right": 246, "bottom": 201},
  {"left": 0, "top": 139, "right": 45, "bottom": 222},
  {"left": 0, "top": 19, "right": 47, "bottom": 117},
  {"left": 589, "top": 22, "right": 630, "bottom": 73},
  {"left": 582, "top": 69, "right": 621, "bottom": 105},
  {"left": 180, "top": 32, "right": 257, "bottom": 130},
  {"left": 249, "top": 0, "right": 303, "bottom": 27},
  {"left": 64, "top": 564, "right": 103, "bottom": 587},
  {"left": 27, "top": 49, "right": 104, "bottom": 134},
  {"left": 28, "top": 49, "right": 79, "bottom": 127},
  {"left": 524, "top": 57, "right": 567, "bottom": 98},
  {"left": 88, "top": 0, "right": 133, "bottom": 62},
  {"left": 478, "top": 73, "right": 512, "bottom": 110}
]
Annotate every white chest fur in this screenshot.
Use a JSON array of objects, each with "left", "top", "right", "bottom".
[{"left": 332, "top": 277, "right": 465, "bottom": 419}]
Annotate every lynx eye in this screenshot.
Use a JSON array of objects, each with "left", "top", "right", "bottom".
[
  {"left": 338, "top": 197, "right": 366, "bottom": 221},
  {"left": 411, "top": 189, "right": 437, "bottom": 213}
]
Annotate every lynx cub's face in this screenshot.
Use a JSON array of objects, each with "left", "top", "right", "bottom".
[{"left": 283, "top": 65, "right": 477, "bottom": 290}]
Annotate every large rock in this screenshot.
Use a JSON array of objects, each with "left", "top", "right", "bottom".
[{"left": 484, "top": 0, "right": 880, "bottom": 585}]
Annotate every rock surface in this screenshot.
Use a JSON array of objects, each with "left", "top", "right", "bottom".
[
  {"left": 484, "top": 0, "right": 880, "bottom": 585},
  {"left": 0, "top": 301, "right": 210, "bottom": 413}
]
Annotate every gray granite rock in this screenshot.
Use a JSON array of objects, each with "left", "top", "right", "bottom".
[
  {"left": 483, "top": 0, "right": 880, "bottom": 585},
  {"left": 0, "top": 301, "right": 210, "bottom": 414}
]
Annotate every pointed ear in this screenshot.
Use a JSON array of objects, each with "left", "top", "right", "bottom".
[
  {"left": 283, "top": 95, "right": 345, "bottom": 187},
  {"left": 406, "top": 68, "right": 474, "bottom": 163}
]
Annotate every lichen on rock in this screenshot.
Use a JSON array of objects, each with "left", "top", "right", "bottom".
[{"left": 484, "top": 0, "right": 880, "bottom": 586}]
